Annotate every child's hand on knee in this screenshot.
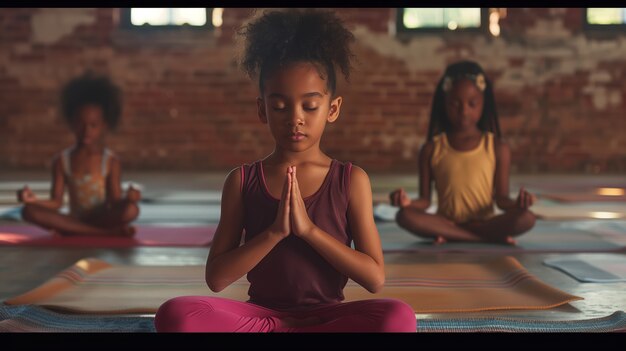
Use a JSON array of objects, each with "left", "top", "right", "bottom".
[
  {"left": 126, "top": 185, "right": 141, "bottom": 203},
  {"left": 515, "top": 187, "right": 535, "bottom": 209},
  {"left": 389, "top": 188, "right": 411, "bottom": 208},
  {"left": 17, "top": 185, "right": 37, "bottom": 203}
]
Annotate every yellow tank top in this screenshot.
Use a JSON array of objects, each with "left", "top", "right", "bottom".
[
  {"left": 61, "top": 146, "right": 111, "bottom": 220},
  {"left": 431, "top": 132, "right": 495, "bottom": 223}
]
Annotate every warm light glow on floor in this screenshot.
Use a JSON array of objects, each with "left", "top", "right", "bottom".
[
  {"left": 0, "top": 233, "right": 26, "bottom": 244},
  {"left": 589, "top": 211, "right": 623, "bottom": 219},
  {"left": 596, "top": 188, "right": 625, "bottom": 196},
  {"left": 76, "top": 259, "right": 91, "bottom": 270}
]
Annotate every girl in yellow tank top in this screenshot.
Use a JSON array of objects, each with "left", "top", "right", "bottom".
[
  {"left": 430, "top": 131, "right": 496, "bottom": 224},
  {"left": 389, "top": 61, "right": 536, "bottom": 245},
  {"left": 16, "top": 72, "right": 141, "bottom": 237}
]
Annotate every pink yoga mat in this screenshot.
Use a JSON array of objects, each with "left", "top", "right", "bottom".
[{"left": 0, "top": 225, "right": 216, "bottom": 247}]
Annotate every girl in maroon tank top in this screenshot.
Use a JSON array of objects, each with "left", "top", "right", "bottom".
[{"left": 155, "top": 9, "right": 416, "bottom": 332}]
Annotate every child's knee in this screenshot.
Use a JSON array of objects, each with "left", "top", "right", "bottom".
[
  {"left": 155, "top": 298, "right": 182, "bottom": 332},
  {"left": 515, "top": 209, "right": 536, "bottom": 231},
  {"left": 524, "top": 210, "right": 536, "bottom": 227},
  {"left": 155, "top": 296, "right": 210, "bottom": 332},
  {"left": 377, "top": 299, "right": 416, "bottom": 332},
  {"left": 395, "top": 207, "right": 410, "bottom": 227},
  {"left": 121, "top": 201, "right": 139, "bottom": 223},
  {"left": 21, "top": 204, "right": 40, "bottom": 222}
]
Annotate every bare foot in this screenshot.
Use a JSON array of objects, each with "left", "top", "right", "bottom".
[
  {"left": 434, "top": 236, "right": 447, "bottom": 245},
  {"left": 505, "top": 236, "right": 517, "bottom": 246}
]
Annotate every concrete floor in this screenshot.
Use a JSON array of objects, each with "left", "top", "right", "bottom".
[{"left": 1, "top": 171, "right": 625, "bottom": 323}]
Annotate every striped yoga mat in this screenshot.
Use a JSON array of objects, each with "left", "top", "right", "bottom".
[
  {"left": 1, "top": 304, "right": 625, "bottom": 332},
  {"left": 4, "top": 256, "right": 581, "bottom": 314}
]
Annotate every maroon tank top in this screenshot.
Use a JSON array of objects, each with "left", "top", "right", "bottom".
[{"left": 241, "top": 159, "right": 353, "bottom": 310}]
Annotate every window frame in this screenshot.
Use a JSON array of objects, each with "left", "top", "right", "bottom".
[
  {"left": 119, "top": 8, "right": 215, "bottom": 30},
  {"left": 583, "top": 8, "right": 626, "bottom": 31},
  {"left": 396, "top": 8, "right": 489, "bottom": 34}
]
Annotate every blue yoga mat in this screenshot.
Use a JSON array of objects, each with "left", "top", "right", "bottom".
[
  {"left": 543, "top": 254, "right": 626, "bottom": 283},
  {"left": 2, "top": 304, "right": 625, "bottom": 333},
  {"left": 0, "top": 206, "right": 23, "bottom": 221},
  {"left": 0, "top": 304, "right": 155, "bottom": 332},
  {"left": 417, "top": 311, "right": 626, "bottom": 332}
]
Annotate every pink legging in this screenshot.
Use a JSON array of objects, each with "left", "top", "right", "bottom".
[{"left": 155, "top": 296, "right": 416, "bottom": 332}]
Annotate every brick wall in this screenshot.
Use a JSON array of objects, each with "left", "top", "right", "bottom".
[{"left": 0, "top": 8, "right": 624, "bottom": 173}]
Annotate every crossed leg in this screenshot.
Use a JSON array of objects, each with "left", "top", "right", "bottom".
[
  {"left": 155, "top": 296, "right": 417, "bottom": 332},
  {"left": 21, "top": 199, "right": 139, "bottom": 237},
  {"left": 395, "top": 206, "right": 535, "bottom": 244}
]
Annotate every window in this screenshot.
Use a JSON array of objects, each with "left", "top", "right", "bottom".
[
  {"left": 397, "top": 8, "right": 487, "bottom": 33},
  {"left": 585, "top": 8, "right": 626, "bottom": 28},
  {"left": 120, "top": 8, "right": 221, "bottom": 29}
]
